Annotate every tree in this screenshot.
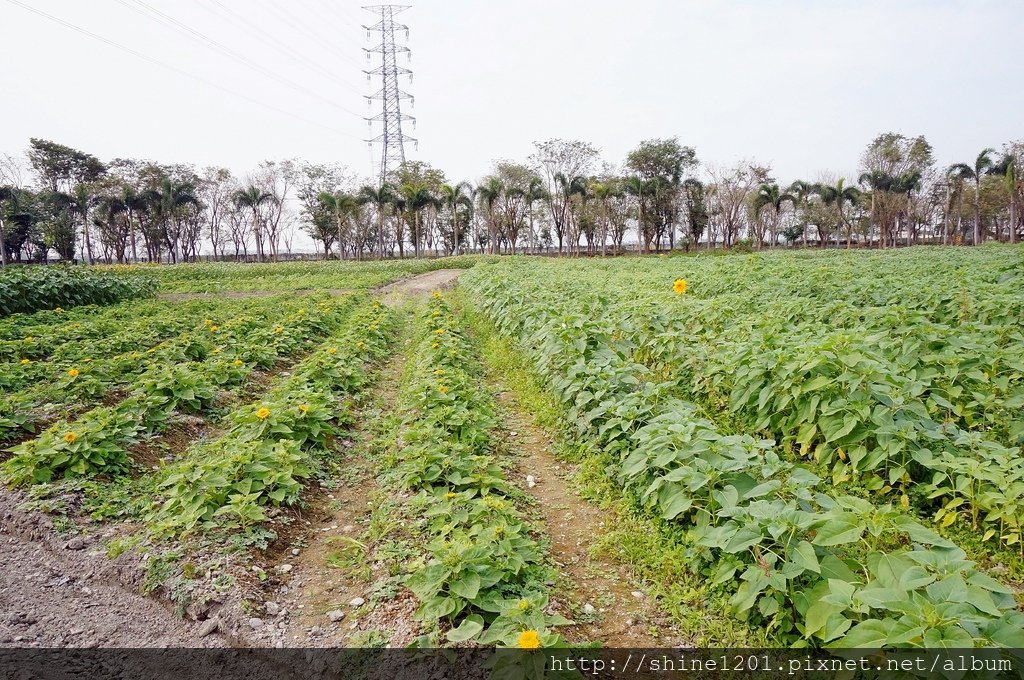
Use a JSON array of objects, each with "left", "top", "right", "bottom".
[
  {"left": 398, "top": 183, "right": 437, "bottom": 258},
  {"left": 859, "top": 133, "right": 934, "bottom": 246},
  {"left": 752, "top": 183, "right": 795, "bottom": 249},
  {"left": 948, "top": 148, "right": 996, "bottom": 245},
  {"left": 708, "top": 162, "right": 771, "bottom": 249},
  {"left": 787, "top": 180, "right": 816, "bottom": 247},
  {"left": 476, "top": 176, "right": 503, "bottom": 255},
  {"left": 152, "top": 178, "right": 201, "bottom": 263},
  {"left": 814, "top": 179, "right": 861, "bottom": 248},
  {"left": 625, "top": 138, "right": 697, "bottom": 250},
  {"left": 0, "top": 186, "right": 15, "bottom": 266},
  {"left": 357, "top": 184, "right": 396, "bottom": 258},
  {"left": 438, "top": 181, "right": 473, "bottom": 255},
  {"left": 522, "top": 176, "right": 546, "bottom": 254},
  {"left": 27, "top": 138, "right": 105, "bottom": 193},
  {"left": 233, "top": 185, "right": 275, "bottom": 262},
  {"left": 988, "top": 150, "right": 1020, "bottom": 244},
  {"left": 200, "top": 167, "right": 233, "bottom": 261},
  {"left": 530, "top": 139, "right": 600, "bottom": 255}
]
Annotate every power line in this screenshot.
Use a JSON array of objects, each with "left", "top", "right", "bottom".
[
  {"left": 251, "top": 0, "right": 364, "bottom": 70},
  {"left": 112, "top": 0, "right": 364, "bottom": 117},
  {"left": 4, "top": 0, "right": 357, "bottom": 139},
  {"left": 195, "top": 0, "right": 363, "bottom": 94},
  {"left": 318, "top": 0, "right": 362, "bottom": 28}
]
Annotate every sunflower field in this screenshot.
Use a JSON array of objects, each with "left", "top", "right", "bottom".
[{"left": 462, "top": 246, "right": 1024, "bottom": 647}]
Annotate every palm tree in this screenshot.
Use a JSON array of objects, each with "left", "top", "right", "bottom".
[
  {"left": 990, "top": 154, "right": 1019, "bottom": 244},
  {"left": 155, "top": 179, "right": 200, "bottom": 263},
  {"left": 589, "top": 180, "right": 621, "bottom": 256},
  {"left": 948, "top": 148, "right": 996, "bottom": 245},
  {"left": 556, "top": 174, "right": 589, "bottom": 255},
  {"left": 622, "top": 176, "right": 648, "bottom": 252},
  {"left": 399, "top": 183, "right": 436, "bottom": 258},
  {"left": 752, "top": 183, "right": 795, "bottom": 249},
  {"left": 67, "top": 184, "right": 96, "bottom": 263},
  {"left": 815, "top": 179, "right": 861, "bottom": 249},
  {"left": 318, "top": 191, "right": 361, "bottom": 259},
  {"left": 787, "top": 180, "right": 816, "bottom": 248},
  {"left": 438, "top": 181, "right": 473, "bottom": 255},
  {"left": 357, "top": 183, "right": 395, "bottom": 259},
  {"left": 95, "top": 194, "right": 129, "bottom": 263},
  {"left": 233, "top": 185, "right": 274, "bottom": 262},
  {"left": 120, "top": 185, "right": 149, "bottom": 263},
  {"left": 857, "top": 171, "right": 894, "bottom": 247},
  {"left": 476, "top": 177, "right": 503, "bottom": 255},
  {"left": 523, "top": 176, "right": 546, "bottom": 254},
  {"left": 891, "top": 171, "right": 922, "bottom": 247},
  {"left": 0, "top": 185, "right": 15, "bottom": 266}
]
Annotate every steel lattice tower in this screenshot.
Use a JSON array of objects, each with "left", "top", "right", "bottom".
[{"left": 363, "top": 4, "right": 416, "bottom": 184}]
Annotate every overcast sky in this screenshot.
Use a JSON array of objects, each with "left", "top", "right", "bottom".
[{"left": 2, "top": 0, "right": 1021, "bottom": 188}]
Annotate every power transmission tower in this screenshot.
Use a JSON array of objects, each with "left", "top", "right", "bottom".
[{"left": 363, "top": 4, "right": 416, "bottom": 185}]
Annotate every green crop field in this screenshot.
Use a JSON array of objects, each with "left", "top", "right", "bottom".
[{"left": 1, "top": 246, "right": 1022, "bottom": 653}]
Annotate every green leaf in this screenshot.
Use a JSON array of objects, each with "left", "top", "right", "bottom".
[
  {"left": 445, "top": 614, "right": 484, "bottom": 643},
  {"left": 812, "top": 515, "right": 865, "bottom": 547},
  {"left": 791, "top": 540, "right": 820, "bottom": 574},
  {"left": 833, "top": 619, "right": 893, "bottom": 648},
  {"left": 448, "top": 571, "right": 482, "bottom": 600}
]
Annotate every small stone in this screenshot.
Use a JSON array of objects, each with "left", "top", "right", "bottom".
[
  {"left": 327, "top": 610, "right": 345, "bottom": 622},
  {"left": 342, "top": 525, "right": 354, "bottom": 533},
  {"left": 248, "top": 618, "right": 264, "bottom": 630},
  {"left": 277, "top": 564, "right": 292, "bottom": 574},
  {"left": 81, "top": 587, "right": 93, "bottom": 596},
  {"left": 631, "top": 591, "right": 644, "bottom": 599},
  {"left": 197, "top": 618, "right": 219, "bottom": 637},
  {"left": 265, "top": 602, "right": 280, "bottom": 616},
  {"left": 582, "top": 603, "right": 595, "bottom": 614},
  {"left": 279, "top": 586, "right": 289, "bottom": 594},
  {"left": 349, "top": 597, "right": 365, "bottom": 607},
  {"left": 291, "top": 549, "right": 300, "bottom": 556},
  {"left": 510, "top": 431, "right": 518, "bottom": 437},
  {"left": 66, "top": 537, "right": 86, "bottom": 550}
]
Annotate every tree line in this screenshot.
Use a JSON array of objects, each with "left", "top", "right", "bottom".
[{"left": 0, "top": 133, "right": 1020, "bottom": 265}]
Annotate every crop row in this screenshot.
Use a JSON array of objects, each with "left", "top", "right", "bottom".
[
  {"left": 470, "top": 255, "right": 1024, "bottom": 552},
  {"left": 0, "top": 294, "right": 349, "bottom": 442},
  {"left": 391, "top": 294, "right": 567, "bottom": 649},
  {"left": 1, "top": 297, "right": 265, "bottom": 392},
  {"left": 145, "top": 300, "right": 394, "bottom": 537},
  {"left": 463, "top": 266, "right": 1024, "bottom": 648},
  {"left": 0, "top": 265, "right": 157, "bottom": 316},
  {"left": 1, "top": 295, "right": 359, "bottom": 485}
]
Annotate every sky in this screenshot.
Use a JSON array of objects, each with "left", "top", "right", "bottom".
[{"left": 1, "top": 0, "right": 1021, "bottom": 198}]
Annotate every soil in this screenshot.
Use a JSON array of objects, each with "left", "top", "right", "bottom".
[
  {"left": 490, "top": 385, "right": 689, "bottom": 647},
  {"left": 0, "top": 491, "right": 226, "bottom": 648},
  {"left": 378, "top": 269, "right": 463, "bottom": 301}
]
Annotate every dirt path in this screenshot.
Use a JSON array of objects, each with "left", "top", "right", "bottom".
[
  {"left": 378, "top": 269, "right": 463, "bottom": 301},
  {"left": 265, "top": 273, "right": 460, "bottom": 647},
  {"left": 0, "top": 493, "right": 225, "bottom": 648},
  {"left": 490, "top": 386, "right": 687, "bottom": 647}
]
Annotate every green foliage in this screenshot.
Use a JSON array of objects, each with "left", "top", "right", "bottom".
[
  {"left": 0, "top": 266, "right": 156, "bottom": 316},
  {"left": 1, "top": 295, "right": 365, "bottom": 485},
  {"left": 391, "top": 297, "right": 567, "bottom": 648},
  {"left": 462, "top": 246, "right": 1024, "bottom": 648},
  {"left": 146, "top": 300, "right": 394, "bottom": 538}
]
